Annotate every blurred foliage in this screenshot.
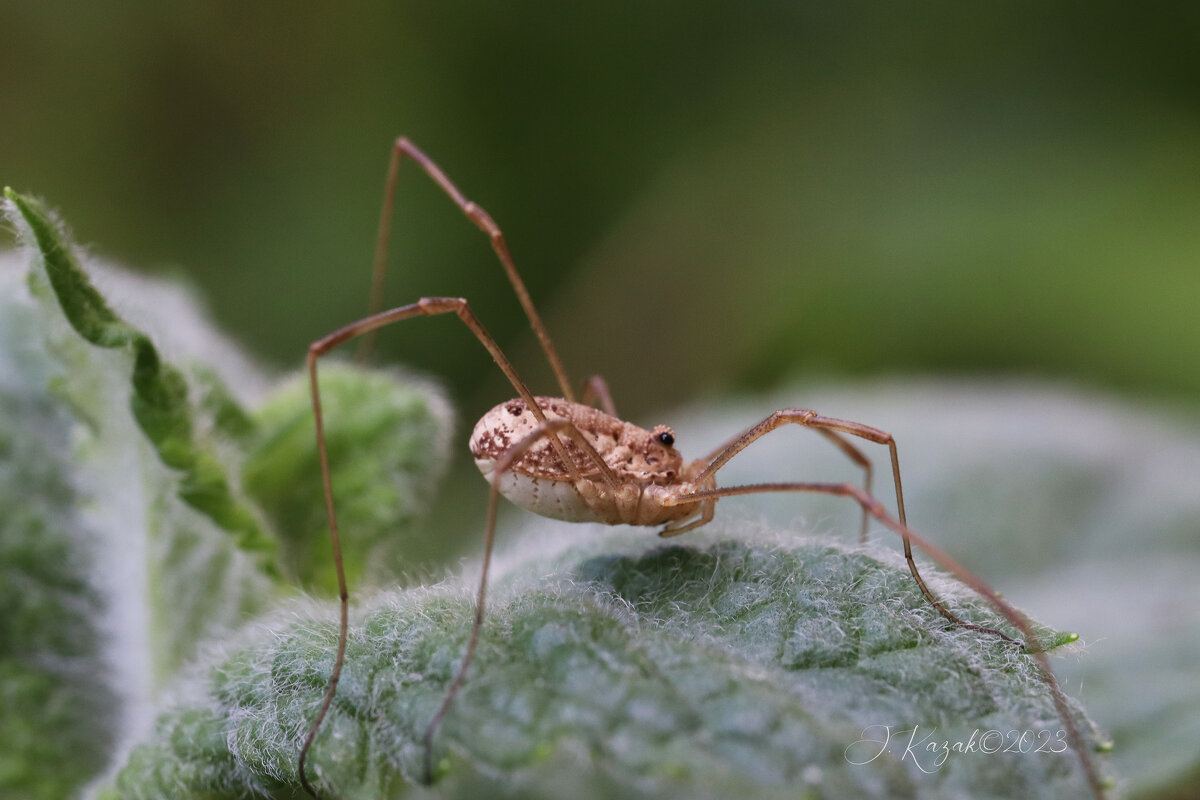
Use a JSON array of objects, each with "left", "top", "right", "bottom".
[
  {"left": 4, "top": 9, "right": 1200, "bottom": 795},
  {"left": 4, "top": 2, "right": 1200, "bottom": 423},
  {"left": 0, "top": 295, "right": 118, "bottom": 800},
  {"left": 244, "top": 363, "right": 452, "bottom": 593},
  {"left": 2, "top": 193, "right": 454, "bottom": 799}
]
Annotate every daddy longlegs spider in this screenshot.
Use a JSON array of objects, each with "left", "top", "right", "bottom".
[{"left": 297, "top": 138, "right": 1107, "bottom": 800}]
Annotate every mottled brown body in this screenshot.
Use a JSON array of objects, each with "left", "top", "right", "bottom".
[{"left": 470, "top": 397, "right": 713, "bottom": 527}]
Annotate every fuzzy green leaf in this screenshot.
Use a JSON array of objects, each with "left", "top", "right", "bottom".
[
  {"left": 3, "top": 190, "right": 280, "bottom": 689},
  {"left": 1, "top": 192, "right": 455, "bottom": 799},
  {"left": 664, "top": 380, "right": 1200, "bottom": 796},
  {"left": 243, "top": 364, "right": 451, "bottom": 595},
  {"left": 0, "top": 279, "right": 119, "bottom": 800},
  {"left": 4, "top": 188, "right": 278, "bottom": 573},
  {"left": 115, "top": 530, "right": 1109, "bottom": 800}
]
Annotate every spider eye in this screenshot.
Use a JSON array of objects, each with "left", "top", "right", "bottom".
[{"left": 651, "top": 424, "right": 676, "bottom": 448}]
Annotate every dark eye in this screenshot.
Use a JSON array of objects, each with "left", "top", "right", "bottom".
[{"left": 651, "top": 424, "right": 676, "bottom": 448}]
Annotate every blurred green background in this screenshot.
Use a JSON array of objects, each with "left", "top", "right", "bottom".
[
  {"left": 5, "top": 2, "right": 1199, "bottom": 422},
  {"left": 5, "top": 6, "right": 1200, "bottom": 798}
]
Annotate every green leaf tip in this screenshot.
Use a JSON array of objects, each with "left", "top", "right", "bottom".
[
  {"left": 1024, "top": 629, "right": 1081, "bottom": 654},
  {"left": 6, "top": 189, "right": 135, "bottom": 349},
  {"left": 115, "top": 533, "right": 1109, "bottom": 800},
  {"left": 1055, "top": 631, "right": 1081, "bottom": 647},
  {"left": 5, "top": 189, "right": 280, "bottom": 577}
]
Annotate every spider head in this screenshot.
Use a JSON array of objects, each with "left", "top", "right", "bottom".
[{"left": 635, "top": 425, "right": 682, "bottom": 484}]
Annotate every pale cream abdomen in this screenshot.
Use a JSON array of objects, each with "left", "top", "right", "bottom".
[
  {"left": 469, "top": 395, "right": 704, "bottom": 527},
  {"left": 474, "top": 457, "right": 602, "bottom": 522}
]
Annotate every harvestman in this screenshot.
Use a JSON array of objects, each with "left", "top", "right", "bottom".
[{"left": 297, "top": 139, "right": 1107, "bottom": 799}]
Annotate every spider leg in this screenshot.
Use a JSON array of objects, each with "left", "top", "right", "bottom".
[
  {"left": 698, "top": 412, "right": 876, "bottom": 541},
  {"left": 693, "top": 410, "right": 973, "bottom": 621},
  {"left": 355, "top": 139, "right": 573, "bottom": 401},
  {"left": 814, "top": 428, "right": 873, "bottom": 541},
  {"left": 663, "top": 480, "right": 1106, "bottom": 800},
  {"left": 580, "top": 374, "right": 618, "bottom": 417},
  {"left": 421, "top": 417, "right": 623, "bottom": 783},
  {"left": 657, "top": 500, "right": 715, "bottom": 537},
  {"left": 299, "top": 297, "right": 587, "bottom": 799}
]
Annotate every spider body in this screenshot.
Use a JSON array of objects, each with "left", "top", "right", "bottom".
[{"left": 470, "top": 396, "right": 712, "bottom": 526}]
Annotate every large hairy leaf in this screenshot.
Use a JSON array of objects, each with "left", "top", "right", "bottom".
[
  {"left": 112, "top": 528, "right": 1107, "bottom": 800},
  {"left": 1, "top": 191, "right": 449, "bottom": 798}
]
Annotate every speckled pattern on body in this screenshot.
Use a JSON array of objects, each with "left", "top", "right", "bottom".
[{"left": 470, "top": 397, "right": 712, "bottom": 526}]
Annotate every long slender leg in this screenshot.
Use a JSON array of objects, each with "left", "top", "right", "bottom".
[
  {"left": 297, "top": 297, "right": 601, "bottom": 800},
  {"left": 699, "top": 416, "right": 875, "bottom": 540},
  {"left": 355, "top": 138, "right": 574, "bottom": 401},
  {"left": 664, "top": 481, "right": 1106, "bottom": 800},
  {"left": 813, "top": 429, "right": 873, "bottom": 541},
  {"left": 580, "top": 374, "right": 618, "bottom": 417},
  {"left": 421, "top": 417, "right": 624, "bottom": 783},
  {"left": 690, "top": 409, "right": 989, "bottom": 636}
]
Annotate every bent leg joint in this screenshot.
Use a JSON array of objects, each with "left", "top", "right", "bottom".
[{"left": 417, "top": 296, "right": 467, "bottom": 314}]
